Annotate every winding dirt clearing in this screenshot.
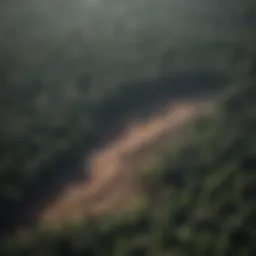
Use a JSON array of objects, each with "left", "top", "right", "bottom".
[{"left": 39, "top": 99, "right": 214, "bottom": 225}]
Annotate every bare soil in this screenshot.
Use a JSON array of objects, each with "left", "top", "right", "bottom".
[{"left": 38, "top": 99, "right": 214, "bottom": 225}]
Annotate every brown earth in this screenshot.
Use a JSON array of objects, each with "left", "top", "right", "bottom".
[{"left": 38, "top": 99, "right": 214, "bottom": 226}]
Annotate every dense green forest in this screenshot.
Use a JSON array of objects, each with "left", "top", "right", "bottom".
[
  {"left": 2, "top": 74, "right": 255, "bottom": 256},
  {"left": 0, "top": 0, "right": 255, "bottom": 255}
]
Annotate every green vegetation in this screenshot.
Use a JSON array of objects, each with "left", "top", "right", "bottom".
[
  {"left": 0, "top": 0, "right": 255, "bottom": 255},
  {"left": 1, "top": 73, "right": 255, "bottom": 256}
]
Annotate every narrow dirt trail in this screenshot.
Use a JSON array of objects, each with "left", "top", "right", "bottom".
[{"left": 39, "top": 99, "right": 214, "bottom": 225}]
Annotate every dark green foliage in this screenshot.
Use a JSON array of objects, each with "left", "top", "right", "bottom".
[
  {"left": 0, "top": 0, "right": 255, "bottom": 254},
  {"left": 1, "top": 75, "right": 255, "bottom": 256},
  {"left": 1, "top": 0, "right": 244, "bottom": 232}
]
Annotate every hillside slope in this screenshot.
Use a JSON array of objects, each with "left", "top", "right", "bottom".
[{"left": 35, "top": 99, "right": 214, "bottom": 225}]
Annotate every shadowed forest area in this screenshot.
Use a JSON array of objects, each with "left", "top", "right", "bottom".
[{"left": 0, "top": 0, "right": 255, "bottom": 255}]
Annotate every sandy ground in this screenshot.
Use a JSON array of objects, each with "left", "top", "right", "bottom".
[{"left": 38, "top": 100, "right": 214, "bottom": 225}]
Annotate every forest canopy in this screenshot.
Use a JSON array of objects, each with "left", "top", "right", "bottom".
[{"left": 0, "top": 0, "right": 255, "bottom": 255}]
